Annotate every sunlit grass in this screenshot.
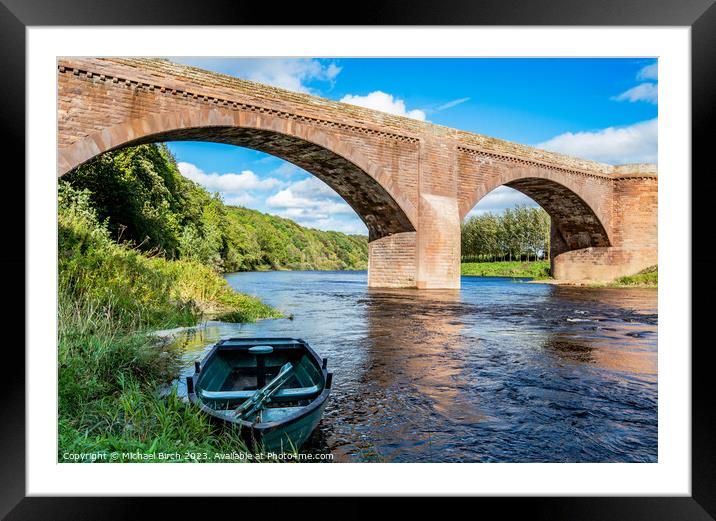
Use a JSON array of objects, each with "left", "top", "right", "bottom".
[
  {"left": 461, "top": 260, "right": 551, "bottom": 279},
  {"left": 58, "top": 289, "right": 262, "bottom": 462},
  {"left": 592, "top": 265, "right": 658, "bottom": 288}
]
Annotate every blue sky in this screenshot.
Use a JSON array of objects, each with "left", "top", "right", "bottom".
[{"left": 166, "top": 58, "right": 658, "bottom": 235}]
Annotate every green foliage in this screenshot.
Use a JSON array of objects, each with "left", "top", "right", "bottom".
[
  {"left": 63, "top": 143, "right": 369, "bottom": 272},
  {"left": 58, "top": 182, "right": 280, "bottom": 328},
  {"left": 63, "top": 144, "right": 190, "bottom": 256},
  {"left": 461, "top": 260, "right": 551, "bottom": 279},
  {"left": 58, "top": 290, "right": 257, "bottom": 462},
  {"left": 461, "top": 206, "right": 551, "bottom": 263},
  {"left": 223, "top": 206, "right": 368, "bottom": 271},
  {"left": 608, "top": 266, "right": 658, "bottom": 288}
]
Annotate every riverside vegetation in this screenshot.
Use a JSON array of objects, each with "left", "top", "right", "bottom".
[
  {"left": 460, "top": 206, "right": 552, "bottom": 279},
  {"left": 58, "top": 143, "right": 366, "bottom": 461},
  {"left": 591, "top": 265, "right": 658, "bottom": 288},
  {"left": 461, "top": 260, "right": 551, "bottom": 279},
  {"left": 58, "top": 182, "right": 280, "bottom": 461}
]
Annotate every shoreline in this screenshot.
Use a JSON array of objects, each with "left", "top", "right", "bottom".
[
  {"left": 525, "top": 279, "right": 657, "bottom": 288},
  {"left": 461, "top": 261, "right": 657, "bottom": 289}
]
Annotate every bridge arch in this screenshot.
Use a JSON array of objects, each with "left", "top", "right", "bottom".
[
  {"left": 57, "top": 107, "right": 418, "bottom": 241},
  {"left": 460, "top": 165, "right": 612, "bottom": 252}
]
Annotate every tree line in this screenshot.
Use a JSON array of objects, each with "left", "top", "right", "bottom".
[
  {"left": 62, "top": 143, "right": 368, "bottom": 273},
  {"left": 461, "top": 206, "right": 551, "bottom": 262}
]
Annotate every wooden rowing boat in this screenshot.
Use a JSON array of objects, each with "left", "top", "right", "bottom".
[{"left": 187, "top": 337, "right": 332, "bottom": 452}]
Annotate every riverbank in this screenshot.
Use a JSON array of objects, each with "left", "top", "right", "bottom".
[
  {"left": 58, "top": 184, "right": 281, "bottom": 462},
  {"left": 529, "top": 265, "right": 658, "bottom": 288},
  {"left": 461, "top": 260, "right": 657, "bottom": 288},
  {"left": 58, "top": 297, "right": 262, "bottom": 462},
  {"left": 592, "top": 266, "right": 658, "bottom": 288},
  {"left": 461, "top": 260, "right": 551, "bottom": 279}
]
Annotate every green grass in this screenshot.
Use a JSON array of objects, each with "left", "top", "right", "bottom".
[
  {"left": 149, "top": 257, "right": 282, "bottom": 323},
  {"left": 593, "top": 265, "right": 658, "bottom": 288},
  {"left": 461, "top": 260, "right": 551, "bottom": 279},
  {"left": 58, "top": 185, "right": 283, "bottom": 462},
  {"left": 58, "top": 293, "right": 266, "bottom": 462},
  {"left": 460, "top": 260, "right": 657, "bottom": 288}
]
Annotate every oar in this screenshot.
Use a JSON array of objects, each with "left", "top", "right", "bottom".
[{"left": 233, "top": 362, "right": 294, "bottom": 420}]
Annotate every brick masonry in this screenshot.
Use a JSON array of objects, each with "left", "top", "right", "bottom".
[
  {"left": 368, "top": 232, "right": 417, "bottom": 288},
  {"left": 57, "top": 58, "right": 658, "bottom": 288}
]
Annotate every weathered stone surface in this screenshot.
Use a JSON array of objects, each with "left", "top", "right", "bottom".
[{"left": 57, "top": 58, "right": 658, "bottom": 287}]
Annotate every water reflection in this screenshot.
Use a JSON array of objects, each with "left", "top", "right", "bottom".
[
  {"left": 167, "top": 271, "right": 657, "bottom": 462},
  {"left": 332, "top": 289, "right": 470, "bottom": 461}
]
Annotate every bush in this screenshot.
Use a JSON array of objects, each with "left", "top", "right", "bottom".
[{"left": 58, "top": 182, "right": 280, "bottom": 329}]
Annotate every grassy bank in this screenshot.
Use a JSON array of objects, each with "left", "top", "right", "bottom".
[
  {"left": 58, "top": 184, "right": 281, "bottom": 462},
  {"left": 592, "top": 266, "right": 658, "bottom": 288},
  {"left": 58, "top": 294, "right": 261, "bottom": 462},
  {"left": 461, "top": 260, "right": 551, "bottom": 279},
  {"left": 59, "top": 183, "right": 280, "bottom": 327},
  {"left": 460, "top": 260, "right": 657, "bottom": 288}
]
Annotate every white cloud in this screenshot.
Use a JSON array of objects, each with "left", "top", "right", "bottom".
[
  {"left": 266, "top": 177, "right": 354, "bottom": 217},
  {"left": 271, "top": 162, "right": 303, "bottom": 177},
  {"left": 637, "top": 63, "right": 658, "bottom": 81},
  {"left": 612, "top": 62, "right": 658, "bottom": 104},
  {"left": 173, "top": 58, "right": 341, "bottom": 94},
  {"left": 307, "top": 217, "right": 367, "bottom": 235},
  {"left": 436, "top": 97, "right": 470, "bottom": 111},
  {"left": 267, "top": 193, "right": 352, "bottom": 216},
  {"left": 223, "top": 193, "right": 256, "bottom": 207},
  {"left": 612, "top": 83, "right": 658, "bottom": 104},
  {"left": 268, "top": 211, "right": 366, "bottom": 235},
  {"left": 282, "top": 176, "right": 339, "bottom": 199},
  {"left": 534, "top": 118, "right": 657, "bottom": 165},
  {"left": 340, "top": 91, "right": 426, "bottom": 121},
  {"left": 466, "top": 186, "right": 538, "bottom": 219},
  {"left": 264, "top": 177, "right": 367, "bottom": 233},
  {"left": 177, "top": 161, "right": 366, "bottom": 234},
  {"left": 177, "top": 162, "right": 282, "bottom": 194},
  {"left": 324, "top": 63, "right": 342, "bottom": 81},
  {"left": 242, "top": 59, "right": 341, "bottom": 93},
  {"left": 252, "top": 155, "right": 277, "bottom": 165}
]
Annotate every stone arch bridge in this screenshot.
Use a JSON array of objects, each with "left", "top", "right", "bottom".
[{"left": 58, "top": 58, "right": 657, "bottom": 289}]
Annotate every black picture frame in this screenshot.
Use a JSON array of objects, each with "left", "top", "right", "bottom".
[{"left": 2, "top": 0, "right": 713, "bottom": 518}]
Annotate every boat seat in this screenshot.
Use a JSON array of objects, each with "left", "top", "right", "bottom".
[{"left": 199, "top": 385, "right": 321, "bottom": 401}]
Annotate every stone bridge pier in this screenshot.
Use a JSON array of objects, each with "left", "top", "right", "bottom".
[{"left": 57, "top": 58, "right": 657, "bottom": 289}]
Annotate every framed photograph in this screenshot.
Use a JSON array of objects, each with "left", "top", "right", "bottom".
[{"left": 4, "top": 0, "right": 714, "bottom": 517}]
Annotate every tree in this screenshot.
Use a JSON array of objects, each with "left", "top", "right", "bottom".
[{"left": 460, "top": 205, "right": 551, "bottom": 263}]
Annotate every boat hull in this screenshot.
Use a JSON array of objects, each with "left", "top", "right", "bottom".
[
  {"left": 187, "top": 337, "right": 332, "bottom": 453},
  {"left": 249, "top": 391, "right": 329, "bottom": 453}
]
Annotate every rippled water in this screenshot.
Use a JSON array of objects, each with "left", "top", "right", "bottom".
[{"left": 169, "top": 270, "right": 657, "bottom": 462}]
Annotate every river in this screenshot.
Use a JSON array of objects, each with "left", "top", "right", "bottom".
[{"left": 169, "top": 270, "right": 657, "bottom": 463}]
